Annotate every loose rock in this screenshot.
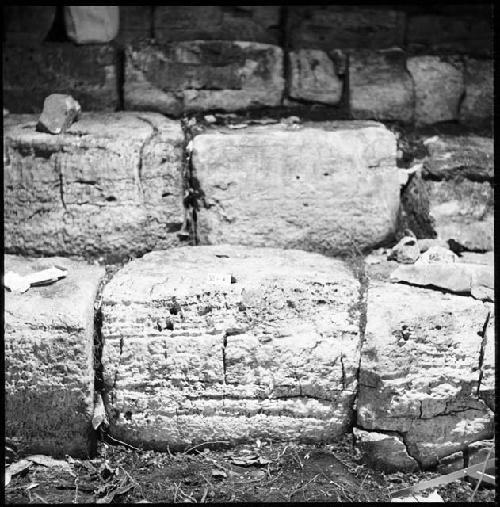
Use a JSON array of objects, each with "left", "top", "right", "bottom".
[
  {"left": 387, "top": 236, "right": 420, "bottom": 264},
  {"left": 36, "top": 94, "right": 81, "bottom": 135}
]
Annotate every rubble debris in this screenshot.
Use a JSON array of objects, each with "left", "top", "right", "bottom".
[{"left": 36, "top": 94, "right": 81, "bottom": 135}]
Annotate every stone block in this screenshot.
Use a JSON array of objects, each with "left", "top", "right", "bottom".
[
  {"left": 459, "top": 58, "right": 493, "bottom": 128},
  {"left": 407, "top": 56, "right": 464, "bottom": 125},
  {"left": 425, "top": 179, "right": 493, "bottom": 252},
  {"left": 154, "top": 6, "right": 280, "bottom": 44},
  {"left": 406, "top": 15, "right": 493, "bottom": 57},
  {"left": 3, "top": 5, "right": 56, "bottom": 46},
  {"left": 358, "top": 274, "right": 494, "bottom": 469},
  {"left": 3, "top": 44, "right": 119, "bottom": 113},
  {"left": 193, "top": 121, "right": 399, "bottom": 255},
  {"left": 5, "top": 255, "right": 104, "bottom": 458},
  {"left": 349, "top": 49, "right": 414, "bottom": 122},
  {"left": 117, "top": 6, "right": 152, "bottom": 43},
  {"left": 288, "top": 50, "right": 343, "bottom": 105},
  {"left": 4, "top": 113, "right": 185, "bottom": 258},
  {"left": 288, "top": 6, "right": 405, "bottom": 50},
  {"left": 124, "top": 40, "right": 284, "bottom": 115},
  {"left": 101, "top": 245, "right": 361, "bottom": 449}
]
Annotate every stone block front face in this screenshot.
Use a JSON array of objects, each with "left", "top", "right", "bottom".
[
  {"left": 4, "top": 255, "right": 104, "bottom": 458},
  {"left": 3, "top": 44, "right": 119, "bottom": 113},
  {"left": 124, "top": 40, "right": 284, "bottom": 115},
  {"left": 358, "top": 276, "right": 494, "bottom": 469},
  {"left": 101, "top": 246, "right": 362, "bottom": 449},
  {"left": 4, "top": 113, "right": 185, "bottom": 259},
  {"left": 193, "top": 121, "right": 399, "bottom": 255}
]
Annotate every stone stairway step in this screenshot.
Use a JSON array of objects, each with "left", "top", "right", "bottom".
[
  {"left": 4, "top": 113, "right": 185, "bottom": 259},
  {"left": 193, "top": 120, "right": 400, "bottom": 255},
  {"left": 100, "top": 245, "right": 362, "bottom": 450},
  {"left": 4, "top": 255, "right": 104, "bottom": 458}
]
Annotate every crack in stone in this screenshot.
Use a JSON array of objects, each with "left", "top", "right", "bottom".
[{"left": 476, "top": 309, "right": 491, "bottom": 397}]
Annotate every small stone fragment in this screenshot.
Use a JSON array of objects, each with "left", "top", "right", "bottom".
[
  {"left": 204, "top": 114, "right": 217, "bottom": 124},
  {"left": 415, "top": 246, "right": 458, "bottom": 265},
  {"left": 387, "top": 236, "right": 420, "bottom": 264},
  {"left": 36, "top": 94, "right": 81, "bottom": 135}
]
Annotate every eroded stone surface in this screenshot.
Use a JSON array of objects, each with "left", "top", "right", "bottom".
[
  {"left": 459, "top": 58, "right": 493, "bottom": 127},
  {"left": 5, "top": 255, "right": 104, "bottom": 458},
  {"left": 4, "top": 113, "right": 185, "bottom": 258},
  {"left": 101, "top": 245, "right": 361, "bottom": 449},
  {"left": 349, "top": 49, "right": 414, "bottom": 122},
  {"left": 359, "top": 272, "right": 494, "bottom": 469},
  {"left": 124, "top": 40, "right": 284, "bottom": 115},
  {"left": 193, "top": 121, "right": 399, "bottom": 255},
  {"left": 407, "top": 56, "right": 464, "bottom": 126}
]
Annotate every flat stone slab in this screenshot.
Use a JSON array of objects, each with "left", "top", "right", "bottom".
[
  {"left": 4, "top": 255, "right": 104, "bottom": 458},
  {"left": 124, "top": 40, "right": 284, "bottom": 115},
  {"left": 4, "top": 113, "right": 185, "bottom": 259},
  {"left": 193, "top": 121, "right": 399, "bottom": 255},
  {"left": 358, "top": 264, "right": 494, "bottom": 470},
  {"left": 101, "top": 245, "right": 361, "bottom": 449}
]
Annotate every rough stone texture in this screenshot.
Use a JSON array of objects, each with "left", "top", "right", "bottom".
[
  {"left": 4, "top": 113, "right": 185, "bottom": 258},
  {"left": 117, "top": 6, "right": 152, "bottom": 43},
  {"left": 407, "top": 56, "right": 464, "bottom": 126},
  {"left": 288, "top": 6, "right": 405, "bottom": 50},
  {"left": 353, "top": 428, "right": 419, "bottom": 473},
  {"left": 124, "top": 40, "right": 284, "bottom": 115},
  {"left": 193, "top": 121, "right": 399, "bottom": 255},
  {"left": 406, "top": 15, "right": 493, "bottom": 57},
  {"left": 3, "top": 44, "right": 118, "bottom": 113},
  {"left": 37, "top": 94, "right": 81, "bottom": 135},
  {"left": 425, "top": 179, "right": 493, "bottom": 252},
  {"left": 3, "top": 5, "right": 56, "bottom": 45},
  {"left": 288, "top": 50, "right": 343, "bottom": 105},
  {"left": 459, "top": 58, "right": 494, "bottom": 128},
  {"left": 437, "top": 439, "right": 494, "bottom": 473},
  {"left": 422, "top": 135, "right": 493, "bottom": 182},
  {"left": 349, "top": 50, "right": 414, "bottom": 122},
  {"left": 359, "top": 273, "right": 494, "bottom": 469},
  {"left": 101, "top": 246, "right": 361, "bottom": 449},
  {"left": 387, "top": 235, "right": 420, "bottom": 264},
  {"left": 154, "top": 6, "right": 281, "bottom": 44},
  {"left": 4, "top": 254, "right": 104, "bottom": 458}
]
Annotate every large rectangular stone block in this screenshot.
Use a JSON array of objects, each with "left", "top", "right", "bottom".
[
  {"left": 3, "top": 44, "right": 119, "bottom": 113},
  {"left": 154, "top": 6, "right": 281, "bottom": 44},
  {"left": 101, "top": 246, "right": 361, "bottom": 449},
  {"left": 4, "top": 113, "right": 185, "bottom": 258},
  {"left": 5, "top": 255, "right": 104, "bottom": 458},
  {"left": 124, "top": 40, "right": 284, "bottom": 115},
  {"left": 192, "top": 121, "right": 400, "bottom": 255}
]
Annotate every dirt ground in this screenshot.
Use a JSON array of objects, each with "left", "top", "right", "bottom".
[{"left": 5, "top": 434, "right": 495, "bottom": 504}]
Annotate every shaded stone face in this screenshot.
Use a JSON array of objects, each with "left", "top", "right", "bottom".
[
  {"left": 124, "top": 40, "right": 284, "bottom": 115},
  {"left": 4, "top": 113, "right": 185, "bottom": 258},
  {"left": 100, "top": 246, "right": 362, "bottom": 449},
  {"left": 192, "top": 121, "right": 399, "bottom": 256},
  {"left": 4, "top": 255, "right": 104, "bottom": 458}
]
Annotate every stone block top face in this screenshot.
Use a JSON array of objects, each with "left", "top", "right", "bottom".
[{"left": 4, "top": 255, "right": 104, "bottom": 330}]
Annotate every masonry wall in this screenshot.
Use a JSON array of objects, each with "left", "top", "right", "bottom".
[{"left": 2, "top": 5, "right": 494, "bottom": 128}]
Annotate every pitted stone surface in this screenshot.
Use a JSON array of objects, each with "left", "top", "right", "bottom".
[
  {"left": 124, "top": 40, "right": 284, "bottom": 115},
  {"left": 101, "top": 245, "right": 362, "bottom": 449},
  {"left": 4, "top": 255, "right": 104, "bottom": 458},
  {"left": 193, "top": 121, "right": 399, "bottom": 255},
  {"left": 358, "top": 264, "right": 494, "bottom": 469},
  {"left": 4, "top": 113, "right": 184, "bottom": 258}
]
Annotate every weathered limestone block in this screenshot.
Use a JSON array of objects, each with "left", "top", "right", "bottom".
[
  {"left": 407, "top": 56, "right": 464, "bottom": 125},
  {"left": 5, "top": 255, "right": 104, "bottom": 458},
  {"left": 353, "top": 428, "right": 419, "bottom": 473},
  {"left": 124, "top": 40, "right": 284, "bottom": 115},
  {"left": 349, "top": 49, "right": 414, "bottom": 122},
  {"left": 406, "top": 15, "right": 493, "bottom": 57},
  {"left": 422, "top": 135, "right": 493, "bottom": 182},
  {"left": 4, "top": 113, "right": 185, "bottom": 258},
  {"left": 288, "top": 50, "right": 343, "bottom": 105},
  {"left": 193, "top": 121, "right": 399, "bottom": 255},
  {"left": 459, "top": 58, "right": 493, "bottom": 127},
  {"left": 117, "top": 6, "right": 152, "bottom": 43},
  {"left": 288, "top": 6, "right": 405, "bottom": 50},
  {"left": 3, "top": 5, "right": 56, "bottom": 45},
  {"left": 425, "top": 179, "right": 493, "bottom": 252},
  {"left": 3, "top": 44, "right": 118, "bottom": 113},
  {"left": 358, "top": 274, "right": 494, "bottom": 469},
  {"left": 154, "top": 6, "right": 281, "bottom": 44},
  {"left": 101, "top": 246, "right": 362, "bottom": 449}
]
